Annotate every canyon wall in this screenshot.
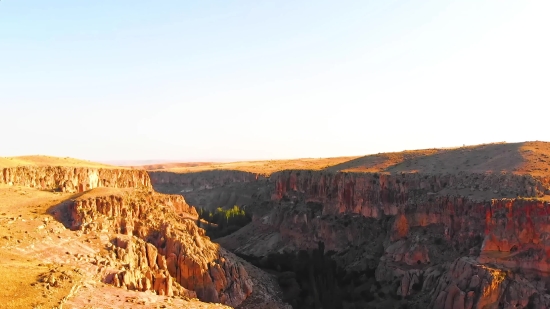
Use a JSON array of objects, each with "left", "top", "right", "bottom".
[
  {"left": 271, "top": 170, "right": 547, "bottom": 215},
  {"left": 149, "top": 170, "right": 267, "bottom": 191},
  {"left": 1, "top": 166, "right": 151, "bottom": 192},
  {"left": 271, "top": 170, "right": 550, "bottom": 271}
]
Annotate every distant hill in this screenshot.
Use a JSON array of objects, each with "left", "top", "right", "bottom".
[
  {"left": 0, "top": 155, "right": 118, "bottom": 169},
  {"left": 140, "top": 141, "right": 550, "bottom": 177}
]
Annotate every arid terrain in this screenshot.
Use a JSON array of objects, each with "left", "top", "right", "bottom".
[
  {"left": 0, "top": 157, "right": 288, "bottom": 309},
  {"left": 145, "top": 142, "right": 550, "bottom": 176},
  {"left": 139, "top": 157, "right": 361, "bottom": 176},
  {"left": 3, "top": 141, "right": 550, "bottom": 308}
]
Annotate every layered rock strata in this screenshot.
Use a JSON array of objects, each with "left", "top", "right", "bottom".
[{"left": 1, "top": 166, "right": 151, "bottom": 192}]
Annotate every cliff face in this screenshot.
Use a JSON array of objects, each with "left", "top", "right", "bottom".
[
  {"left": 479, "top": 199, "right": 550, "bottom": 273},
  {"left": 271, "top": 170, "right": 547, "bottom": 216},
  {"left": 65, "top": 190, "right": 253, "bottom": 307},
  {"left": 149, "top": 170, "right": 266, "bottom": 191},
  {"left": 271, "top": 171, "right": 550, "bottom": 272},
  {"left": 1, "top": 166, "right": 151, "bottom": 192}
]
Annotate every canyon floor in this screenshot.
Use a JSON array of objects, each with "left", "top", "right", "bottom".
[{"left": 2, "top": 141, "right": 550, "bottom": 308}]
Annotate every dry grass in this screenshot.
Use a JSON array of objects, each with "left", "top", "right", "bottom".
[
  {"left": 0, "top": 251, "right": 78, "bottom": 309},
  {"left": 142, "top": 157, "right": 361, "bottom": 175},
  {"left": 0, "top": 155, "right": 121, "bottom": 169},
  {"left": 134, "top": 162, "right": 215, "bottom": 170},
  {"left": 75, "top": 187, "right": 134, "bottom": 199},
  {"left": 137, "top": 141, "right": 550, "bottom": 177},
  {"left": 0, "top": 185, "right": 73, "bottom": 217},
  {"left": 324, "top": 148, "right": 445, "bottom": 173},
  {"left": 376, "top": 141, "right": 550, "bottom": 176},
  {"left": 0, "top": 185, "right": 77, "bottom": 309},
  {"left": 325, "top": 141, "right": 550, "bottom": 177}
]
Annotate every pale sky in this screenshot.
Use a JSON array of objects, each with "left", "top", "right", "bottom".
[{"left": 1, "top": 1, "right": 549, "bottom": 162}]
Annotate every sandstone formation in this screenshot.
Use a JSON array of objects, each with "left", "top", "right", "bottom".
[
  {"left": 66, "top": 189, "right": 253, "bottom": 307},
  {"left": 0, "top": 166, "right": 151, "bottom": 192}
]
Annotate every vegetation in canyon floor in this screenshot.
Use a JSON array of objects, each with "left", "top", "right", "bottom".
[{"left": 197, "top": 205, "right": 252, "bottom": 238}]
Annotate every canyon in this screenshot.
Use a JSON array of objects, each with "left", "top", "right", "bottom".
[
  {"left": 0, "top": 157, "right": 288, "bottom": 309},
  {"left": 149, "top": 141, "right": 550, "bottom": 309},
  {"left": 3, "top": 141, "right": 550, "bottom": 308}
]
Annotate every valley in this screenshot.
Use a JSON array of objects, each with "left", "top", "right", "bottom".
[{"left": 2, "top": 142, "right": 550, "bottom": 308}]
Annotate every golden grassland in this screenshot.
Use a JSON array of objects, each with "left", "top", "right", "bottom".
[
  {"left": 0, "top": 155, "right": 121, "bottom": 169},
  {"left": 5, "top": 141, "right": 550, "bottom": 177},
  {"left": 0, "top": 251, "right": 78, "bottom": 309},
  {"left": 0, "top": 185, "right": 77, "bottom": 309},
  {"left": 142, "top": 156, "right": 361, "bottom": 175}
]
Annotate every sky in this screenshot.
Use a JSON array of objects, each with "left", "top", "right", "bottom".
[{"left": 1, "top": 1, "right": 549, "bottom": 162}]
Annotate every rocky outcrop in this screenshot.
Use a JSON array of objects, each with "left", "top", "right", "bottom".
[
  {"left": 428, "top": 257, "right": 550, "bottom": 309},
  {"left": 106, "top": 235, "right": 197, "bottom": 298},
  {"left": 1, "top": 166, "right": 151, "bottom": 192},
  {"left": 67, "top": 190, "right": 253, "bottom": 307},
  {"left": 149, "top": 170, "right": 266, "bottom": 191},
  {"left": 479, "top": 199, "right": 550, "bottom": 273},
  {"left": 67, "top": 191, "right": 198, "bottom": 233}
]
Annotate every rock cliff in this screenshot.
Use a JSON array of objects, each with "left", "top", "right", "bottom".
[
  {"left": 1, "top": 166, "right": 151, "bottom": 192},
  {"left": 66, "top": 189, "right": 254, "bottom": 307},
  {"left": 271, "top": 170, "right": 548, "bottom": 213},
  {"left": 270, "top": 171, "right": 550, "bottom": 271}
]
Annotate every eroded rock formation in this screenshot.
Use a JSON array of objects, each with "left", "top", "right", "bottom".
[
  {"left": 1, "top": 166, "right": 151, "bottom": 192},
  {"left": 67, "top": 190, "right": 253, "bottom": 307},
  {"left": 428, "top": 257, "right": 550, "bottom": 309}
]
